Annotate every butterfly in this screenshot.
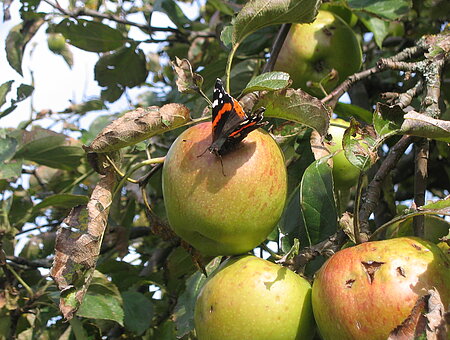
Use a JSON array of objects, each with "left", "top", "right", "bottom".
[{"left": 207, "top": 78, "right": 267, "bottom": 157}]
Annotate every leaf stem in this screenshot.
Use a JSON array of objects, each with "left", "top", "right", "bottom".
[{"left": 225, "top": 43, "right": 240, "bottom": 93}]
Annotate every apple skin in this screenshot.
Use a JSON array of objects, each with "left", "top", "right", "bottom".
[
  {"left": 312, "top": 237, "right": 450, "bottom": 340},
  {"left": 274, "top": 10, "right": 362, "bottom": 96},
  {"left": 195, "top": 255, "right": 315, "bottom": 340},
  {"left": 47, "top": 33, "right": 66, "bottom": 53},
  {"left": 328, "top": 119, "right": 360, "bottom": 190},
  {"left": 162, "top": 122, "right": 287, "bottom": 256}
]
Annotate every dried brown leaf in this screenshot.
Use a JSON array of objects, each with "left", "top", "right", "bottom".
[
  {"left": 51, "top": 171, "right": 116, "bottom": 320},
  {"left": 388, "top": 295, "right": 428, "bottom": 340},
  {"left": 84, "top": 103, "right": 191, "bottom": 153},
  {"left": 172, "top": 57, "right": 204, "bottom": 94}
]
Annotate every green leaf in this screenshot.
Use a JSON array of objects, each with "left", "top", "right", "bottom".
[
  {"left": 257, "top": 88, "right": 330, "bottom": 136},
  {"left": 357, "top": 12, "right": 390, "bottom": 48},
  {"left": 14, "top": 135, "right": 84, "bottom": 170},
  {"left": 153, "top": 0, "right": 192, "bottom": 29},
  {"left": 208, "top": 0, "right": 235, "bottom": 16},
  {"left": 242, "top": 72, "right": 290, "bottom": 93},
  {"left": 299, "top": 156, "right": 338, "bottom": 245},
  {"left": 173, "top": 258, "right": 222, "bottom": 338},
  {"left": 0, "top": 81, "right": 14, "bottom": 108},
  {"left": 373, "top": 102, "right": 402, "bottom": 138},
  {"left": 220, "top": 25, "right": 233, "bottom": 48},
  {"left": 16, "top": 84, "right": 34, "bottom": 102},
  {"left": 335, "top": 102, "right": 372, "bottom": 123},
  {"left": 32, "top": 194, "right": 89, "bottom": 213},
  {"left": 122, "top": 291, "right": 153, "bottom": 335},
  {"left": 69, "top": 318, "right": 89, "bottom": 340},
  {"left": 6, "top": 24, "right": 24, "bottom": 75},
  {"left": 342, "top": 120, "right": 377, "bottom": 171},
  {"left": 232, "top": 0, "right": 320, "bottom": 45},
  {"left": 95, "top": 45, "right": 148, "bottom": 97},
  {"left": 77, "top": 271, "right": 124, "bottom": 325},
  {"left": 0, "top": 161, "right": 23, "bottom": 180},
  {"left": 400, "top": 111, "right": 450, "bottom": 142},
  {"left": 0, "top": 135, "right": 18, "bottom": 162},
  {"left": 348, "top": 0, "right": 412, "bottom": 20},
  {"left": 419, "top": 197, "right": 450, "bottom": 215},
  {"left": 55, "top": 18, "right": 126, "bottom": 52}
]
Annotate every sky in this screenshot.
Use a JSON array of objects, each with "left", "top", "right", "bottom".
[{"left": 0, "top": 0, "right": 201, "bottom": 129}]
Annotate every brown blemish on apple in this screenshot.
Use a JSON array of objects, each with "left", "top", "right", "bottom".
[
  {"left": 361, "top": 261, "right": 385, "bottom": 284},
  {"left": 345, "top": 279, "right": 355, "bottom": 288},
  {"left": 411, "top": 243, "right": 422, "bottom": 251},
  {"left": 209, "top": 305, "right": 214, "bottom": 313},
  {"left": 396, "top": 266, "right": 406, "bottom": 277}
]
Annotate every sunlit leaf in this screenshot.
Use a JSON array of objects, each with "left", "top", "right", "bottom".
[
  {"left": 232, "top": 0, "right": 319, "bottom": 45},
  {"left": 55, "top": 18, "right": 126, "bottom": 52},
  {"left": 242, "top": 72, "right": 290, "bottom": 93}
]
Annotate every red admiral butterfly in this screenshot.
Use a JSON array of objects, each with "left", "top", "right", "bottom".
[{"left": 207, "top": 78, "right": 267, "bottom": 156}]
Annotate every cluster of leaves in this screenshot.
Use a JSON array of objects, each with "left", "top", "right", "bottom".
[{"left": 1, "top": 0, "right": 450, "bottom": 339}]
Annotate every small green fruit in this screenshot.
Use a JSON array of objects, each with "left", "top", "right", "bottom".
[
  {"left": 195, "top": 255, "right": 315, "bottom": 340},
  {"left": 328, "top": 119, "right": 360, "bottom": 190},
  {"left": 274, "top": 10, "right": 362, "bottom": 96},
  {"left": 162, "top": 122, "right": 287, "bottom": 256},
  {"left": 47, "top": 33, "right": 66, "bottom": 54}
]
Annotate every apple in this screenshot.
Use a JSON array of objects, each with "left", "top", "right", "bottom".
[
  {"left": 328, "top": 118, "right": 361, "bottom": 191},
  {"left": 162, "top": 122, "right": 287, "bottom": 256},
  {"left": 194, "top": 255, "right": 315, "bottom": 340},
  {"left": 47, "top": 33, "right": 66, "bottom": 54},
  {"left": 312, "top": 237, "right": 450, "bottom": 340},
  {"left": 274, "top": 10, "right": 362, "bottom": 96}
]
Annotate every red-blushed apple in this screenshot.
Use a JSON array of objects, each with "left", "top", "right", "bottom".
[
  {"left": 312, "top": 237, "right": 450, "bottom": 340},
  {"left": 274, "top": 10, "right": 362, "bottom": 97},
  {"left": 162, "top": 122, "right": 287, "bottom": 256},
  {"left": 194, "top": 255, "right": 315, "bottom": 340}
]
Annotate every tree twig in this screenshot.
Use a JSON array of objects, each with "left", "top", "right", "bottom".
[
  {"left": 262, "top": 23, "right": 291, "bottom": 73},
  {"left": 358, "top": 135, "right": 415, "bottom": 234},
  {"left": 413, "top": 140, "right": 429, "bottom": 237},
  {"left": 43, "top": 0, "right": 180, "bottom": 34}
]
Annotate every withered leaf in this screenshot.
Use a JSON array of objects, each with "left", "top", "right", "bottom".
[
  {"left": 388, "top": 295, "right": 428, "bottom": 340},
  {"left": 84, "top": 103, "right": 191, "bottom": 153},
  {"left": 51, "top": 171, "right": 116, "bottom": 320},
  {"left": 172, "top": 57, "right": 204, "bottom": 94}
]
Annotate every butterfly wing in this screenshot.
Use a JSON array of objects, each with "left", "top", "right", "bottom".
[
  {"left": 210, "top": 78, "right": 267, "bottom": 155},
  {"left": 211, "top": 78, "right": 245, "bottom": 141}
]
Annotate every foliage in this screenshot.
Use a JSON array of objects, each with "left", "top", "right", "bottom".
[{"left": 1, "top": 0, "right": 449, "bottom": 339}]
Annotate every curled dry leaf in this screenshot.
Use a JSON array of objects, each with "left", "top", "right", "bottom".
[
  {"left": 172, "top": 57, "right": 204, "bottom": 94},
  {"left": 84, "top": 103, "right": 191, "bottom": 153},
  {"left": 310, "top": 129, "right": 330, "bottom": 161},
  {"left": 50, "top": 171, "right": 116, "bottom": 320},
  {"left": 388, "top": 289, "right": 448, "bottom": 340}
]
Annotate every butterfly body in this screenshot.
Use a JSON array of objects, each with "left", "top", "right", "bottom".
[{"left": 208, "top": 78, "right": 267, "bottom": 156}]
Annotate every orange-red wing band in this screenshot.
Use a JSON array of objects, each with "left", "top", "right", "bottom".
[
  {"left": 232, "top": 98, "right": 246, "bottom": 118},
  {"left": 212, "top": 102, "right": 232, "bottom": 128},
  {"left": 228, "top": 121, "right": 257, "bottom": 137}
]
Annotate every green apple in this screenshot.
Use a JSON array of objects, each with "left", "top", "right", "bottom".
[
  {"left": 162, "top": 122, "right": 287, "bottom": 256},
  {"left": 195, "top": 255, "right": 315, "bottom": 340},
  {"left": 328, "top": 119, "right": 361, "bottom": 190},
  {"left": 274, "top": 10, "right": 362, "bottom": 96},
  {"left": 312, "top": 237, "right": 450, "bottom": 340},
  {"left": 47, "top": 33, "right": 66, "bottom": 54}
]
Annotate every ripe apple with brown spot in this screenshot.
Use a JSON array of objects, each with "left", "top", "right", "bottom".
[
  {"left": 312, "top": 237, "right": 450, "bottom": 340},
  {"left": 195, "top": 255, "right": 315, "bottom": 340},
  {"left": 162, "top": 122, "right": 287, "bottom": 256}
]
